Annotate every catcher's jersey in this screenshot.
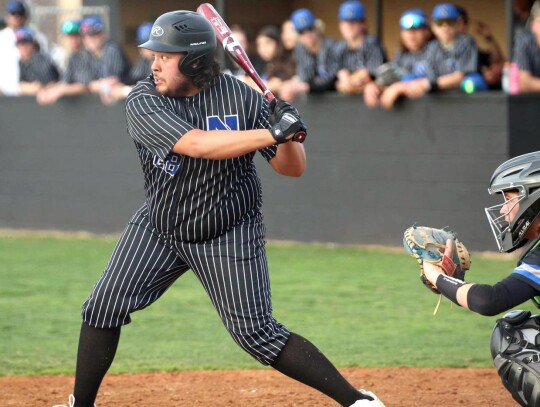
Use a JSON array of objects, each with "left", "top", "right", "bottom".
[
  {"left": 513, "top": 238, "right": 540, "bottom": 290},
  {"left": 424, "top": 34, "right": 478, "bottom": 81},
  {"left": 513, "top": 31, "right": 540, "bottom": 77},
  {"left": 125, "top": 73, "right": 277, "bottom": 243},
  {"left": 335, "top": 35, "right": 386, "bottom": 76}
]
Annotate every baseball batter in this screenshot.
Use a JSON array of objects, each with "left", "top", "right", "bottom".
[{"left": 54, "top": 10, "right": 384, "bottom": 407}]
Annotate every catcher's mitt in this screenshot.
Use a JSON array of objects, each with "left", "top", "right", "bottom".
[{"left": 403, "top": 225, "right": 471, "bottom": 296}]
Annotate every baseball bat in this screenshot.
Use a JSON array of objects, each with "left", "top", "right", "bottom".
[{"left": 197, "top": 3, "right": 306, "bottom": 143}]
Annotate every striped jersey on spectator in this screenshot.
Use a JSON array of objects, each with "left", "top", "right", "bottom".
[
  {"left": 513, "top": 31, "right": 540, "bottom": 76},
  {"left": 294, "top": 36, "right": 340, "bottom": 91},
  {"left": 393, "top": 47, "right": 430, "bottom": 78},
  {"left": 62, "top": 50, "right": 94, "bottom": 84},
  {"left": 127, "top": 57, "right": 152, "bottom": 85},
  {"left": 87, "top": 39, "right": 131, "bottom": 83},
  {"left": 19, "top": 52, "right": 59, "bottom": 84},
  {"left": 425, "top": 34, "right": 478, "bottom": 82},
  {"left": 335, "top": 35, "right": 386, "bottom": 76},
  {"left": 125, "top": 73, "right": 277, "bottom": 243}
]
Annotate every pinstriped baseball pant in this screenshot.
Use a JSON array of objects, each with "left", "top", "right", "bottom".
[{"left": 81, "top": 211, "right": 290, "bottom": 365}]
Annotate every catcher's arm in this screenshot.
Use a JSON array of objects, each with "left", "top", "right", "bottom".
[{"left": 422, "top": 239, "right": 473, "bottom": 308}]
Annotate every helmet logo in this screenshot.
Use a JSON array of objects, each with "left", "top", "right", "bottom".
[{"left": 152, "top": 26, "right": 164, "bottom": 37}]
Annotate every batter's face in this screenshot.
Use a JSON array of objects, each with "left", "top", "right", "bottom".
[{"left": 151, "top": 51, "right": 198, "bottom": 97}]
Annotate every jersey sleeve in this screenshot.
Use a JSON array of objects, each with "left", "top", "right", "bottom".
[
  {"left": 514, "top": 33, "right": 535, "bottom": 72},
  {"left": 254, "top": 95, "right": 277, "bottom": 161},
  {"left": 126, "top": 84, "right": 195, "bottom": 160},
  {"left": 455, "top": 35, "right": 478, "bottom": 73}
]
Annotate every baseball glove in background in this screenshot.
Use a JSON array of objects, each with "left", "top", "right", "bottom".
[{"left": 403, "top": 225, "right": 471, "bottom": 310}]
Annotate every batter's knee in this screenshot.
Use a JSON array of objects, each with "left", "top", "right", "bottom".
[
  {"left": 81, "top": 284, "right": 133, "bottom": 329},
  {"left": 227, "top": 321, "right": 290, "bottom": 365}
]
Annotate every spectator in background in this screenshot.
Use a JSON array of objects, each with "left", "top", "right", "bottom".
[
  {"left": 364, "top": 9, "right": 431, "bottom": 108},
  {"left": 281, "top": 19, "right": 298, "bottom": 52},
  {"left": 102, "top": 21, "right": 154, "bottom": 105},
  {"left": 80, "top": 16, "right": 131, "bottom": 105},
  {"left": 334, "top": 0, "right": 386, "bottom": 95},
  {"left": 37, "top": 19, "right": 94, "bottom": 105},
  {"left": 455, "top": 5, "right": 504, "bottom": 89},
  {"left": 514, "top": 0, "right": 540, "bottom": 92},
  {"left": 0, "top": 0, "right": 27, "bottom": 96},
  {"left": 513, "top": 0, "right": 536, "bottom": 45},
  {"left": 224, "top": 24, "right": 265, "bottom": 78},
  {"left": 251, "top": 24, "right": 295, "bottom": 98},
  {"left": 375, "top": 3, "right": 478, "bottom": 109},
  {"left": 16, "top": 27, "right": 59, "bottom": 96},
  {"left": 280, "top": 8, "right": 339, "bottom": 101}
]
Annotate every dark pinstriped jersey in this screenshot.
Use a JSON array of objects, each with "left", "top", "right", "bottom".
[
  {"left": 127, "top": 56, "right": 152, "bottom": 85},
  {"left": 62, "top": 50, "right": 94, "bottom": 84},
  {"left": 335, "top": 35, "right": 386, "bottom": 76},
  {"left": 294, "top": 36, "right": 339, "bottom": 84},
  {"left": 87, "top": 39, "right": 131, "bottom": 83},
  {"left": 513, "top": 31, "right": 540, "bottom": 76},
  {"left": 19, "top": 52, "right": 59, "bottom": 84},
  {"left": 125, "top": 73, "right": 277, "bottom": 243},
  {"left": 392, "top": 46, "right": 430, "bottom": 78},
  {"left": 424, "top": 34, "right": 478, "bottom": 82}
]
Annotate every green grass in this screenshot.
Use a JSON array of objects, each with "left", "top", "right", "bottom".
[{"left": 0, "top": 234, "right": 533, "bottom": 376}]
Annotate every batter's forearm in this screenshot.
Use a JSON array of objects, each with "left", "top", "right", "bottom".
[
  {"left": 172, "top": 128, "right": 276, "bottom": 159},
  {"left": 271, "top": 143, "right": 306, "bottom": 177}
]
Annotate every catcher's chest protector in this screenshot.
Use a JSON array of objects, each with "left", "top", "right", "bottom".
[
  {"left": 518, "top": 238, "right": 540, "bottom": 309},
  {"left": 491, "top": 310, "right": 540, "bottom": 406}
]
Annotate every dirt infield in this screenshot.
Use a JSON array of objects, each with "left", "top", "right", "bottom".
[{"left": 1, "top": 367, "right": 517, "bottom": 406}]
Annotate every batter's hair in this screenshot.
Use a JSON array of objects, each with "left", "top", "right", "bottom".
[{"left": 192, "top": 59, "right": 221, "bottom": 89}]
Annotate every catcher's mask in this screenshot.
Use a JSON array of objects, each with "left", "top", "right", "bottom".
[
  {"left": 491, "top": 310, "right": 540, "bottom": 406},
  {"left": 485, "top": 151, "right": 540, "bottom": 253},
  {"left": 139, "top": 10, "right": 216, "bottom": 77}
]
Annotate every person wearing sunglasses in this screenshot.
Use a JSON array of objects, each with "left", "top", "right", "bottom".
[
  {"left": 373, "top": 3, "right": 479, "bottom": 109},
  {"left": 363, "top": 8, "right": 432, "bottom": 108},
  {"left": 279, "top": 8, "right": 340, "bottom": 101}
]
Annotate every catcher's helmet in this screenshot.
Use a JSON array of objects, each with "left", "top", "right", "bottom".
[
  {"left": 139, "top": 10, "right": 216, "bottom": 77},
  {"left": 485, "top": 151, "right": 540, "bottom": 252}
]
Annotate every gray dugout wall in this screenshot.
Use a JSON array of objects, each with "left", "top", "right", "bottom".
[{"left": 1, "top": 92, "right": 539, "bottom": 251}]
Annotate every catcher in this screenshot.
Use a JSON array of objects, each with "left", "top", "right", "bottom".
[{"left": 405, "top": 151, "right": 540, "bottom": 407}]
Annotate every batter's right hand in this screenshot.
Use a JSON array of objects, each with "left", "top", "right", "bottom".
[
  {"left": 269, "top": 111, "right": 307, "bottom": 144},
  {"left": 269, "top": 98, "right": 299, "bottom": 125}
]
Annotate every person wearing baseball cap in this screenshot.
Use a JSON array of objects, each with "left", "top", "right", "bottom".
[
  {"left": 334, "top": 0, "right": 386, "bottom": 95},
  {"left": 79, "top": 15, "right": 131, "bottom": 104},
  {"left": 363, "top": 8, "right": 432, "bottom": 109},
  {"left": 513, "top": 0, "right": 540, "bottom": 93},
  {"left": 280, "top": 8, "right": 339, "bottom": 101},
  {"left": 0, "top": 1, "right": 28, "bottom": 95},
  {"left": 37, "top": 19, "right": 96, "bottom": 105},
  {"left": 15, "top": 27, "right": 59, "bottom": 95}
]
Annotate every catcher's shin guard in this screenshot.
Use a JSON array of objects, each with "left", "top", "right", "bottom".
[{"left": 491, "top": 310, "right": 540, "bottom": 406}]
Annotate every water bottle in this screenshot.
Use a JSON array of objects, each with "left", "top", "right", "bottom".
[
  {"left": 502, "top": 62, "right": 510, "bottom": 94},
  {"left": 509, "top": 62, "right": 520, "bottom": 95}
]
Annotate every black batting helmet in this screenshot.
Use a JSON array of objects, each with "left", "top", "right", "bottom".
[{"left": 139, "top": 10, "right": 216, "bottom": 76}]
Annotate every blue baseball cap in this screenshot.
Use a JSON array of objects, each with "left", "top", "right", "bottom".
[
  {"left": 291, "top": 8, "right": 316, "bottom": 32},
  {"left": 338, "top": 1, "right": 365, "bottom": 21},
  {"left": 432, "top": 3, "right": 460, "bottom": 21},
  {"left": 136, "top": 21, "right": 152, "bottom": 45},
  {"left": 15, "top": 27, "right": 33, "bottom": 43},
  {"left": 400, "top": 9, "right": 428, "bottom": 30},
  {"left": 6, "top": 0, "right": 27, "bottom": 15},
  {"left": 80, "top": 16, "right": 105, "bottom": 35}
]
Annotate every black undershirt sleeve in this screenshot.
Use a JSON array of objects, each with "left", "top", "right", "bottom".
[{"left": 467, "top": 275, "right": 538, "bottom": 316}]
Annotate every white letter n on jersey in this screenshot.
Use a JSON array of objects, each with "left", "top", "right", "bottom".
[{"left": 207, "top": 115, "right": 239, "bottom": 131}]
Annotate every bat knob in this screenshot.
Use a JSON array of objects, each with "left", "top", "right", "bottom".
[{"left": 293, "top": 131, "right": 306, "bottom": 143}]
